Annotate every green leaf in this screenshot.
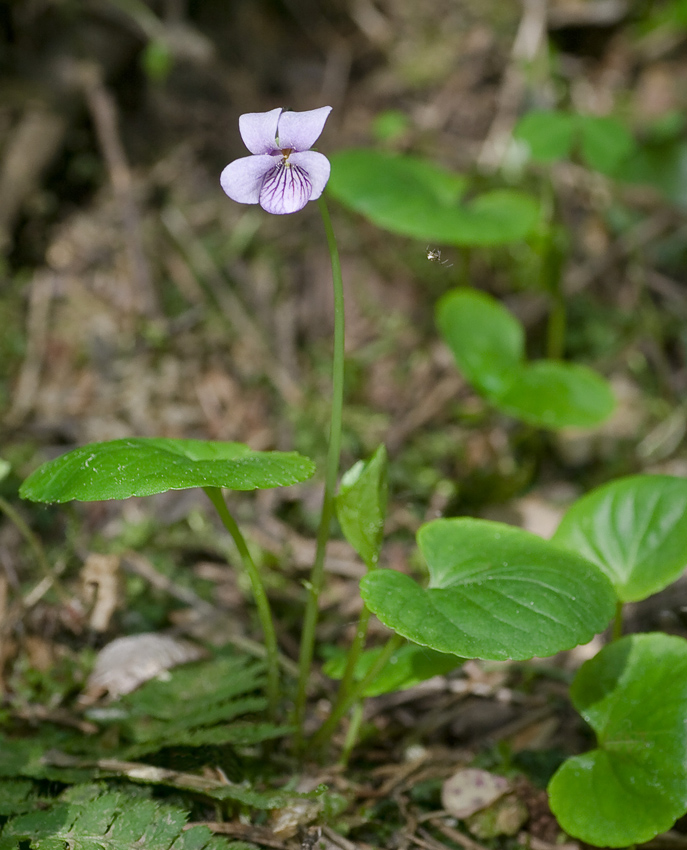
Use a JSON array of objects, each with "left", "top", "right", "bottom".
[
  {"left": 497, "top": 360, "right": 616, "bottom": 429},
  {"left": 323, "top": 642, "right": 462, "bottom": 696},
  {"left": 0, "top": 731, "right": 93, "bottom": 783},
  {"left": 335, "top": 444, "right": 388, "bottom": 568},
  {"left": 514, "top": 111, "right": 636, "bottom": 176},
  {"left": 19, "top": 438, "right": 315, "bottom": 503},
  {"left": 436, "top": 288, "right": 615, "bottom": 429},
  {"left": 621, "top": 137, "right": 687, "bottom": 208},
  {"left": 0, "top": 789, "right": 235, "bottom": 849},
  {"left": 0, "top": 780, "right": 44, "bottom": 816},
  {"left": 578, "top": 115, "right": 636, "bottom": 176},
  {"left": 360, "top": 518, "right": 615, "bottom": 660},
  {"left": 110, "top": 653, "right": 273, "bottom": 757},
  {"left": 328, "top": 149, "right": 539, "bottom": 245},
  {"left": 436, "top": 288, "right": 523, "bottom": 397},
  {"left": 123, "top": 722, "right": 291, "bottom": 761},
  {"left": 552, "top": 475, "right": 687, "bottom": 603},
  {"left": 514, "top": 111, "right": 576, "bottom": 162},
  {"left": 548, "top": 633, "right": 687, "bottom": 847}
]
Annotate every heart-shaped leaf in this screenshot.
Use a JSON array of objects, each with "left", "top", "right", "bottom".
[
  {"left": 578, "top": 115, "right": 636, "bottom": 176},
  {"left": 323, "top": 642, "right": 462, "bottom": 697},
  {"left": 335, "top": 444, "right": 388, "bottom": 569},
  {"left": 436, "top": 288, "right": 522, "bottom": 397},
  {"left": 19, "top": 438, "right": 315, "bottom": 503},
  {"left": 360, "top": 518, "right": 615, "bottom": 660},
  {"left": 621, "top": 136, "right": 687, "bottom": 206},
  {"left": 497, "top": 360, "right": 616, "bottom": 429},
  {"left": 514, "top": 111, "right": 636, "bottom": 176},
  {"left": 437, "top": 288, "right": 615, "bottom": 429},
  {"left": 549, "top": 633, "right": 687, "bottom": 847},
  {"left": 513, "top": 111, "right": 576, "bottom": 162},
  {"left": 328, "top": 150, "right": 539, "bottom": 245},
  {"left": 552, "top": 475, "right": 687, "bottom": 603}
]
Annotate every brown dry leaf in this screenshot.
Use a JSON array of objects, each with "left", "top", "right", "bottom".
[
  {"left": 441, "top": 768, "right": 510, "bottom": 818},
  {"left": 81, "top": 553, "right": 121, "bottom": 632},
  {"left": 80, "top": 632, "right": 206, "bottom": 703}
]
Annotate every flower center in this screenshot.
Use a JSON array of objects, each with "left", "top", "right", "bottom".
[{"left": 280, "top": 148, "right": 294, "bottom": 165}]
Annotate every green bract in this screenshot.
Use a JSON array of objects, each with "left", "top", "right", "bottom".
[
  {"left": 19, "top": 438, "right": 315, "bottom": 503},
  {"left": 437, "top": 288, "right": 615, "bottom": 429},
  {"left": 360, "top": 518, "right": 615, "bottom": 660},
  {"left": 549, "top": 633, "right": 687, "bottom": 847},
  {"left": 552, "top": 474, "right": 687, "bottom": 603},
  {"left": 327, "top": 149, "right": 539, "bottom": 245}
]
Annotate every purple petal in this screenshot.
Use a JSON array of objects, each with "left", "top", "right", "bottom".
[
  {"left": 238, "top": 108, "right": 282, "bottom": 155},
  {"left": 289, "top": 151, "right": 331, "bottom": 199},
  {"left": 220, "top": 154, "right": 277, "bottom": 204},
  {"left": 276, "top": 106, "right": 332, "bottom": 152},
  {"left": 259, "top": 163, "right": 313, "bottom": 214}
]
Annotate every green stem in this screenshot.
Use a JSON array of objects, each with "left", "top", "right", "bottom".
[
  {"left": 294, "top": 196, "right": 346, "bottom": 747},
  {"left": 325, "top": 604, "right": 372, "bottom": 737},
  {"left": 203, "top": 486, "right": 280, "bottom": 716},
  {"left": 339, "top": 700, "right": 364, "bottom": 767},
  {"left": 612, "top": 599, "right": 623, "bottom": 641},
  {"left": 0, "top": 496, "right": 67, "bottom": 601},
  {"left": 312, "top": 633, "right": 403, "bottom": 752}
]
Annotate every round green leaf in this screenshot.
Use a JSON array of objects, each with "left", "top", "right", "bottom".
[
  {"left": 514, "top": 111, "right": 637, "bottom": 177},
  {"left": 621, "top": 138, "right": 687, "bottom": 207},
  {"left": 19, "top": 438, "right": 315, "bottom": 503},
  {"left": 579, "top": 115, "right": 636, "bottom": 176},
  {"left": 549, "top": 633, "right": 687, "bottom": 847},
  {"left": 436, "top": 288, "right": 523, "bottom": 397},
  {"left": 360, "top": 518, "right": 615, "bottom": 660},
  {"left": 335, "top": 444, "right": 388, "bottom": 569},
  {"left": 513, "top": 111, "right": 576, "bottom": 162},
  {"left": 328, "top": 149, "right": 539, "bottom": 245},
  {"left": 497, "top": 360, "right": 616, "bottom": 429},
  {"left": 323, "top": 643, "right": 462, "bottom": 697},
  {"left": 552, "top": 475, "right": 687, "bottom": 603},
  {"left": 436, "top": 289, "right": 615, "bottom": 429}
]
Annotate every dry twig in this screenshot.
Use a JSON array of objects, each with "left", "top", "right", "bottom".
[
  {"left": 478, "top": 0, "right": 549, "bottom": 170},
  {"left": 80, "top": 63, "right": 160, "bottom": 317}
]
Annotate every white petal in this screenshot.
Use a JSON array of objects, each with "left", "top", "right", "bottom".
[
  {"left": 259, "top": 163, "right": 312, "bottom": 215},
  {"left": 238, "top": 108, "right": 282, "bottom": 154},
  {"left": 220, "top": 155, "right": 277, "bottom": 204},
  {"left": 276, "top": 106, "right": 332, "bottom": 152},
  {"left": 289, "top": 151, "right": 331, "bottom": 199}
]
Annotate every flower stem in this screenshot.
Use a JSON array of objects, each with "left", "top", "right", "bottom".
[
  {"left": 312, "top": 632, "right": 404, "bottom": 752},
  {"left": 339, "top": 700, "right": 364, "bottom": 767},
  {"left": 312, "top": 605, "right": 371, "bottom": 754},
  {"left": 293, "top": 196, "right": 346, "bottom": 746},
  {"left": 331, "top": 606, "right": 372, "bottom": 713},
  {"left": 203, "top": 486, "right": 280, "bottom": 716}
]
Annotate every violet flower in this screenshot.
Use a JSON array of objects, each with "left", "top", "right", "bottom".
[{"left": 220, "top": 106, "right": 332, "bottom": 215}]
